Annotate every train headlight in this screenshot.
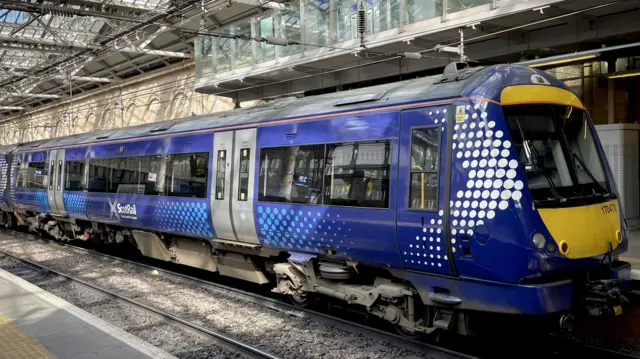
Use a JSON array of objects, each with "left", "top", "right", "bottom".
[
  {"left": 532, "top": 233, "right": 546, "bottom": 249},
  {"left": 545, "top": 242, "right": 556, "bottom": 254}
]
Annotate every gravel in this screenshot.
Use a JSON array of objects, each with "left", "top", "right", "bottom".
[
  {"left": 0, "top": 233, "right": 434, "bottom": 359},
  {"left": 0, "top": 255, "right": 237, "bottom": 359}
]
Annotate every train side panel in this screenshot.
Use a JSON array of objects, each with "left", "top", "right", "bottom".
[
  {"left": 13, "top": 150, "right": 50, "bottom": 213},
  {"left": 0, "top": 154, "right": 11, "bottom": 212},
  {"left": 253, "top": 110, "right": 403, "bottom": 268},
  {"left": 61, "top": 132, "right": 215, "bottom": 239}
]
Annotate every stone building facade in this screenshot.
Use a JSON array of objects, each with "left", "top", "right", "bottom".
[{"left": 0, "top": 61, "right": 237, "bottom": 145}]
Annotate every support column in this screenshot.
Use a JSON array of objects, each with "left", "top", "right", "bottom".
[
  {"left": 251, "top": 18, "right": 258, "bottom": 67},
  {"left": 274, "top": 11, "right": 282, "bottom": 61},
  {"left": 399, "top": 0, "right": 405, "bottom": 32},
  {"left": 442, "top": 0, "right": 448, "bottom": 22},
  {"left": 329, "top": 0, "right": 336, "bottom": 44},
  {"left": 608, "top": 59, "right": 616, "bottom": 124},
  {"left": 300, "top": 0, "right": 307, "bottom": 54},
  {"left": 230, "top": 27, "right": 237, "bottom": 71}
]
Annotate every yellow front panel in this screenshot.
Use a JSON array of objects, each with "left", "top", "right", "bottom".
[
  {"left": 501, "top": 85, "right": 585, "bottom": 109},
  {"left": 538, "top": 200, "right": 621, "bottom": 259}
]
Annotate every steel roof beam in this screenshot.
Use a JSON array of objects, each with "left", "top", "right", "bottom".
[
  {"left": 0, "top": 34, "right": 102, "bottom": 50},
  {"left": 115, "top": 46, "right": 193, "bottom": 58},
  {"left": 0, "top": 0, "right": 200, "bottom": 104},
  {"left": 0, "top": 43, "right": 71, "bottom": 55},
  {"left": 64, "top": 0, "right": 169, "bottom": 13},
  {"left": 53, "top": 75, "right": 113, "bottom": 83},
  {"left": 0, "top": 0, "right": 151, "bottom": 24},
  {"left": 0, "top": 68, "right": 112, "bottom": 83},
  {"left": 6, "top": 92, "right": 62, "bottom": 99}
]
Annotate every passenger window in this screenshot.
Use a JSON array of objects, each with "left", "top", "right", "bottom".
[
  {"left": 215, "top": 150, "right": 227, "bottom": 200},
  {"left": 49, "top": 160, "right": 55, "bottom": 190},
  {"left": 87, "top": 158, "right": 111, "bottom": 193},
  {"left": 169, "top": 153, "right": 208, "bottom": 198},
  {"left": 110, "top": 157, "right": 142, "bottom": 194},
  {"left": 139, "top": 155, "right": 170, "bottom": 196},
  {"left": 238, "top": 148, "right": 250, "bottom": 201},
  {"left": 65, "top": 160, "right": 87, "bottom": 191},
  {"left": 17, "top": 162, "right": 48, "bottom": 189},
  {"left": 324, "top": 140, "right": 391, "bottom": 208},
  {"left": 409, "top": 127, "right": 441, "bottom": 210},
  {"left": 57, "top": 160, "right": 63, "bottom": 191},
  {"left": 258, "top": 145, "right": 324, "bottom": 204}
]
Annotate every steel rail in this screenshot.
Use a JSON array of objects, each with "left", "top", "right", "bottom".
[
  {"left": 0, "top": 229, "right": 476, "bottom": 359},
  {"left": 6, "top": 229, "right": 640, "bottom": 359},
  {"left": 0, "top": 248, "right": 282, "bottom": 359}
]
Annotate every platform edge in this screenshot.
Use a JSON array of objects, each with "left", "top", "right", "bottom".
[{"left": 0, "top": 267, "right": 178, "bottom": 359}]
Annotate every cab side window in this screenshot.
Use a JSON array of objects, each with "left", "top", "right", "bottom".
[{"left": 409, "top": 127, "right": 441, "bottom": 210}]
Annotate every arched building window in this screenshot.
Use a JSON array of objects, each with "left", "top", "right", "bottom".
[
  {"left": 125, "top": 103, "right": 143, "bottom": 126},
  {"left": 101, "top": 107, "right": 117, "bottom": 130},
  {"left": 168, "top": 92, "right": 191, "bottom": 120},
  {"left": 146, "top": 98, "right": 164, "bottom": 123},
  {"left": 83, "top": 113, "right": 96, "bottom": 133}
]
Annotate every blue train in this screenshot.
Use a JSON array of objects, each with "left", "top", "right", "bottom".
[{"left": 0, "top": 63, "right": 631, "bottom": 335}]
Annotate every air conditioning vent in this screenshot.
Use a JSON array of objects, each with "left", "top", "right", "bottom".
[
  {"left": 335, "top": 91, "right": 386, "bottom": 106},
  {"left": 149, "top": 123, "right": 175, "bottom": 133}
]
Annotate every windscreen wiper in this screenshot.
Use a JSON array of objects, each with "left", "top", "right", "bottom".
[
  {"left": 571, "top": 153, "right": 610, "bottom": 197},
  {"left": 526, "top": 138, "right": 564, "bottom": 202},
  {"left": 514, "top": 118, "right": 565, "bottom": 203}
]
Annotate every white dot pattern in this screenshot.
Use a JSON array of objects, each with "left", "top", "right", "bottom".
[{"left": 451, "top": 101, "right": 523, "bottom": 252}]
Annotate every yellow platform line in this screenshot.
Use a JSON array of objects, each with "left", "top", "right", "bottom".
[
  {"left": 0, "top": 314, "right": 57, "bottom": 359},
  {"left": 620, "top": 256, "right": 640, "bottom": 264}
]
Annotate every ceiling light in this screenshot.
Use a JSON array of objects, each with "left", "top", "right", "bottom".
[
  {"left": 527, "top": 54, "right": 597, "bottom": 68},
  {"left": 608, "top": 71, "right": 640, "bottom": 79}
]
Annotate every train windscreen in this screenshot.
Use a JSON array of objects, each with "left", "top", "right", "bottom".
[{"left": 503, "top": 104, "right": 614, "bottom": 207}]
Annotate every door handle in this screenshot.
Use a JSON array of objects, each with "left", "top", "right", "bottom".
[{"left": 57, "top": 160, "right": 62, "bottom": 191}]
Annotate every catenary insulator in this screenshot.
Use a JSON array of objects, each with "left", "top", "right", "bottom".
[
  {"left": 264, "top": 36, "right": 290, "bottom": 46},
  {"left": 358, "top": 0, "right": 366, "bottom": 35}
]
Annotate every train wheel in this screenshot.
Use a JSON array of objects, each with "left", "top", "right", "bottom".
[
  {"left": 3, "top": 212, "right": 15, "bottom": 230},
  {"left": 395, "top": 325, "right": 422, "bottom": 339},
  {"left": 289, "top": 292, "right": 310, "bottom": 308}
]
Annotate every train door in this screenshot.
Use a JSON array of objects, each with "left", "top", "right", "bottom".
[
  {"left": 396, "top": 106, "right": 455, "bottom": 275},
  {"left": 210, "top": 129, "right": 260, "bottom": 244},
  {"left": 47, "top": 149, "right": 68, "bottom": 217}
]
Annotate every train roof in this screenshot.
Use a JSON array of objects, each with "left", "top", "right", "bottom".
[{"left": 10, "top": 63, "right": 563, "bottom": 152}]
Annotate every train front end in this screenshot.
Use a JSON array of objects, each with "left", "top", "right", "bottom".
[
  {"left": 502, "top": 89, "right": 629, "bottom": 317},
  {"left": 451, "top": 65, "right": 631, "bottom": 322}
]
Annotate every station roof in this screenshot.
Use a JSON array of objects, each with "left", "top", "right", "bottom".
[{"left": 0, "top": 0, "right": 286, "bottom": 120}]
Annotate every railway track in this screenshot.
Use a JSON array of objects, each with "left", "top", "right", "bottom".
[
  {"left": 2, "top": 229, "right": 640, "bottom": 359},
  {"left": 0, "top": 248, "right": 282, "bottom": 359},
  {"left": 1, "top": 229, "right": 468, "bottom": 359}
]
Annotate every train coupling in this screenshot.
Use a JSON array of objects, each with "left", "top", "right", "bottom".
[{"left": 582, "top": 279, "right": 627, "bottom": 317}]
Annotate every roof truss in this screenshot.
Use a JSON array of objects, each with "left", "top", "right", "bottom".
[{"left": 0, "top": 0, "right": 203, "bottom": 117}]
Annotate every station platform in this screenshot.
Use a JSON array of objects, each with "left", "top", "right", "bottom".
[
  {"left": 621, "top": 230, "right": 640, "bottom": 270},
  {"left": 0, "top": 268, "right": 176, "bottom": 359}
]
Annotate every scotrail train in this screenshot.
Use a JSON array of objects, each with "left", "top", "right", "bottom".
[{"left": 0, "top": 62, "right": 631, "bottom": 336}]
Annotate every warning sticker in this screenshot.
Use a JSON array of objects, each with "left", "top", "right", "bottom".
[{"left": 455, "top": 105, "right": 466, "bottom": 123}]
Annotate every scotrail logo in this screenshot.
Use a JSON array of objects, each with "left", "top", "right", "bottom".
[{"left": 108, "top": 198, "right": 138, "bottom": 220}]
